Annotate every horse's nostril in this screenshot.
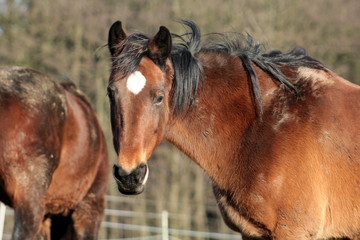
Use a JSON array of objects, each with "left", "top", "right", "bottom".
[
  {"left": 135, "top": 163, "right": 147, "bottom": 182},
  {"left": 112, "top": 164, "right": 123, "bottom": 181}
]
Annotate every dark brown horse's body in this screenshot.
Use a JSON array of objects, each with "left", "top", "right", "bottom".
[
  {"left": 0, "top": 66, "right": 109, "bottom": 240},
  {"left": 107, "top": 21, "right": 360, "bottom": 239}
]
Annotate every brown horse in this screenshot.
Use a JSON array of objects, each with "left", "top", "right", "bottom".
[
  {"left": 0, "top": 66, "right": 109, "bottom": 240},
  {"left": 107, "top": 20, "right": 360, "bottom": 239}
]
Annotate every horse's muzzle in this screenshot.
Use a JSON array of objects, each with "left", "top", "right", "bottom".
[{"left": 113, "top": 163, "right": 148, "bottom": 195}]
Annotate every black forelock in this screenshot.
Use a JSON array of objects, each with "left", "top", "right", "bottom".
[{"left": 110, "top": 33, "right": 150, "bottom": 81}]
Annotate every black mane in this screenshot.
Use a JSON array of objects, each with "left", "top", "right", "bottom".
[
  {"left": 170, "top": 20, "right": 203, "bottom": 115},
  {"left": 111, "top": 20, "right": 325, "bottom": 115},
  {"left": 171, "top": 21, "right": 325, "bottom": 115}
]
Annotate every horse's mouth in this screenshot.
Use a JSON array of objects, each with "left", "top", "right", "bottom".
[{"left": 113, "top": 176, "right": 145, "bottom": 195}]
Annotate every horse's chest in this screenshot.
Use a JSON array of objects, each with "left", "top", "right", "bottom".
[{"left": 212, "top": 184, "right": 271, "bottom": 238}]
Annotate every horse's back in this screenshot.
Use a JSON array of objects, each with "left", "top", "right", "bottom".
[{"left": 0, "top": 66, "right": 67, "bottom": 111}]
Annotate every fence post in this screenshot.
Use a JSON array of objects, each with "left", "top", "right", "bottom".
[
  {"left": 162, "top": 210, "right": 169, "bottom": 240},
  {"left": 0, "top": 202, "right": 6, "bottom": 240}
]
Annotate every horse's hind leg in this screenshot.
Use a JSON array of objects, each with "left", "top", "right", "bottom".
[
  {"left": 9, "top": 153, "right": 54, "bottom": 240},
  {"left": 72, "top": 161, "right": 108, "bottom": 240},
  {"left": 72, "top": 195, "right": 105, "bottom": 240},
  {"left": 12, "top": 186, "right": 45, "bottom": 240}
]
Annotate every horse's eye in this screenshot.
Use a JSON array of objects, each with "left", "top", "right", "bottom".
[{"left": 153, "top": 95, "right": 164, "bottom": 105}]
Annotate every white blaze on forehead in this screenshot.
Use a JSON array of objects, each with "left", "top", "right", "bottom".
[{"left": 127, "top": 71, "right": 146, "bottom": 94}]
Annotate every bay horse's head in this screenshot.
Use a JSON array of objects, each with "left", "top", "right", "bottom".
[{"left": 107, "top": 21, "right": 173, "bottom": 194}]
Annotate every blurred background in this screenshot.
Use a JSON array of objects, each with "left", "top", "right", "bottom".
[{"left": 1, "top": 0, "right": 359, "bottom": 239}]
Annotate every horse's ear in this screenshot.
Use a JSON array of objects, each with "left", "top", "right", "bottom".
[
  {"left": 148, "top": 26, "right": 172, "bottom": 69},
  {"left": 108, "top": 21, "right": 127, "bottom": 57}
]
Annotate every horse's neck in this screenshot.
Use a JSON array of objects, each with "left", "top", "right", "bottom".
[{"left": 165, "top": 56, "right": 279, "bottom": 187}]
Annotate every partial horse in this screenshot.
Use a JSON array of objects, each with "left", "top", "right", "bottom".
[
  {"left": 107, "top": 21, "right": 360, "bottom": 239},
  {"left": 0, "top": 66, "right": 109, "bottom": 240}
]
